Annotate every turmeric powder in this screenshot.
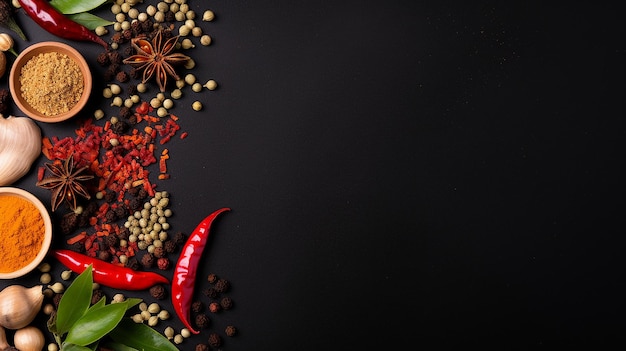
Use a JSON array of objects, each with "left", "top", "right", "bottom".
[{"left": 0, "top": 194, "right": 45, "bottom": 272}]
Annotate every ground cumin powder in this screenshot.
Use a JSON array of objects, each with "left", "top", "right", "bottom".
[
  {"left": 0, "top": 194, "right": 45, "bottom": 272},
  {"left": 19, "top": 52, "right": 84, "bottom": 116}
]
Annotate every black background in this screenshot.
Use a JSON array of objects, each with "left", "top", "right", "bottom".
[{"left": 1, "top": 0, "right": 625, "bottom": 349}]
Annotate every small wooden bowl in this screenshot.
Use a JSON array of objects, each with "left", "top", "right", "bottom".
[
  {"left": 0, "top": 187, "right": 53, "bottom": 279},
  {"left": 9, "top": 41, "right": 92, "bottom": 123}
]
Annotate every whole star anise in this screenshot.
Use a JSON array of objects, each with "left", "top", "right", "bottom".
[
  {"left": 36, "top": 154, "right": 94, "bottom": 211},
  {"left": 123, "top": 28, "right": 190, "bottom": 92}
]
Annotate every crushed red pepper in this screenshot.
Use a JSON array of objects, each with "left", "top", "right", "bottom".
[{"left": 39, "top": 102, "right": 184, "bottom": 260}]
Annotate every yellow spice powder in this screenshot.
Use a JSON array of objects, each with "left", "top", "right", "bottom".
[
  {"left": 19, "top": 52, "right": 84, "bottom": 116},
  {"left": 0, "top": 194, "right": 45, "bottom": 272}
]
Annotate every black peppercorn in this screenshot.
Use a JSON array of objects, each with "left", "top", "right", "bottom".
[
  {"left": 98, "top": 250, "right": 111, "bottom": 262},
  {"left": 149, "top": 284, "right": 166, "bottom": 300},
  {"left": 192, "top": 301, "right": 204, "bottom": 313},
  {"left": 207, "top": 333, "right": 221, "bottom": 348},
  {"left": 114, "top": 205, "right": 127, "bottom": 219},
  {"left": 60, "top": 212, "right": 79, "bottom": 235},
  {"left": 207, "top": 273, "right": 218, "bottom": 284},
  {"left": 209, "top": 302, "right": 220, "bottom": 313},
  {"left": 104, "top": 209, "right": 117, "bottom": 223},
  {"left": 194, "top": 344, "right": 209, "bottom": 351},
  {"left": 195, "top": 313, "right": 210, "bottom": 329},
  {"left": 108, "top": 50, "right": 122, "bottom": 64},
  {"left": 91, "top": 289, "right": 105, "bottom": 305},
  {"left": 96, "top": 51, "right": 110, "bottom": 66},
  {"left": 126, "top": 257, "right": 140, "bottom": 270},
  {"left": 225, "top": 325, "right": 237, "bottom": 337},
  {"left": 215, "top": 279, "right": 230, "bottom": 293},
  {"left": 164, "top": 240, "right": 177, "bottom": 254},
  {"left": 173, "top": 232, "right": 186, "bottom": 246},
  {"left": 116, "top": 70, "right": 130, "bottom": 83},
  {"left": 140, "top": 253, "right": 155, "bottom": 268},
  {"left": 153, "top": 246, "right": 165, "bottom": 258},
  {"left": 220, "top": 297, "right": 233, "bottom": 310},
  {"left": 203, "top": 287, "right": 218, "bottom": 299}
]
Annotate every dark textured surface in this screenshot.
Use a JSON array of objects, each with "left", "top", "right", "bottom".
[{"left": 1, "top": 1, "right": 625, "bottom": 349}]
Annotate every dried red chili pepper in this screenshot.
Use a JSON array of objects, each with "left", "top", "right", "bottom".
[
  {"left": 17, "top": 0, "right": 108, "bottom": 49},
  {"left": 171, "top": 207, "right": 231, "bottom": 334},
  {"left": 52, "top": 249, "right": 170, "bottom": 290}
]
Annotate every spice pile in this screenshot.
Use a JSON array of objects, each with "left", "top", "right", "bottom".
[{"left": 18, "top": 0, "right": 238, "bottom": 349}]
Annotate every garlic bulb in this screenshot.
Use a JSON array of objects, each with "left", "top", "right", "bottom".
[
  {"left": 0, "top": 285, "right": 44, "bottom": 329},
  {"left": 14, "top": 325, "right": 46, "bottom": 351},
  {"left": 0, "top": 114, "right": 42, "bottom": 186}
]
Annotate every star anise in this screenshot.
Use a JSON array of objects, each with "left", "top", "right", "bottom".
[
  {"left": 123, "top": 28, "right": 191, "bottom": 92},
  {"left": 36, "top": 154, "right": 94, "bottom": 212}
]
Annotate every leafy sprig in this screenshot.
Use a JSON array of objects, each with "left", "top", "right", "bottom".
[{"left": 48, "top": 265, "right": 178, "bottom": 351}]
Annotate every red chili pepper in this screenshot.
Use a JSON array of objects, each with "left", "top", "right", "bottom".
[
  {"left": 17, "top": 0, "right": 108, "bottom": 49},
  {"left": 171, "top": 207, "right": 231, "bottom": 334},
  {"left": 52, "top": 249, "right": 169, "bottom": 290}
]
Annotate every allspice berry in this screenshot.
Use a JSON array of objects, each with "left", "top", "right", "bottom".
[
  {"left": 208, "top": 333, "right": 221, "bottom": 348},
  {"left": 225, "top": 325, "right": 237, "bottom": 337}
]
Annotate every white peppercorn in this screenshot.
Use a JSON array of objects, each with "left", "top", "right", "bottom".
[
  {"left": 61, "top": 270, "right": 73, "bottom": 281},
  {"left": 94, "top": 109, "right": 105, "bottom": 120},
  {"left": 131, "top": 314, "right": 143, "bottom": 323},
  {"left": 146, "top": 5, "right": 157, "bottom": 16},
  {"left": 180, "top": 328, "right": 191, "bottom": 338},
  {"left": 109, "top": 84, "right": 122, "bottom": 95},
  {"left": 148, "top": 315, "right": 159, "bottom": 326},
  {"left": 173, "top": 334, "right": 184, "bottom": 344},
  {"left": 192, "top": 82, "right": 203, "bottom": 92},
  {"left": 40, "top": 273, "right": 52, "bottom": 284},
  {"left": 49, "top": 282, "right": 65, "bottom": 294},
  {"left": 157, "top": 106, "right": 168, "bottom": 117},
  {"left": 38, "top": 262, "right": 51, "bottom": 272},
  {"left": 192, "top": 26, "right": 202, "bottom": 37},
  {"left": 113, "top": 293, "right": 125, "bottom": 303},
  {"left": 192, "top": 101, "right": 203, "bottom": 111},
  {"left": 163, "top": 98, "right": 174, "bottom": 109},
  {"left": 148, "top": 302, "right": 161, "bottom": 314},
  {"left": 203, "top": 10, "right": 215, "bottom": 21},
  {"left": 164, "top": 326, "right": 175, "bottom": 339},
  {"left": 178, "top": 25, "right": 190, "bottom": 36},
  {"left": 204, "top": 79, "right": 218, "bottom": 90},
  {"left": 158, "top": 310, "right": 170, "bottom": 320},
  {"left": 95, "top": 26, "right": 108, "bottom": 36},
  {"left": 184, "top": 58, "right": 196, "bottom": 69},
  {"left": 181, "top": 38, "right": 194, "bottom": 49},
  {"left": 200, "top": 34, "right": 212, "bottom": 46},
  {"left": 111, "top": 96, "right": 123, "bottom": 107}
]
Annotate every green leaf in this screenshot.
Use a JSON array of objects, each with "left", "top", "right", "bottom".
[
  {"left": 65, "top": 301, "right": 129, "bottom": 346},
  {"left": 100, "top": 341, "right": 139, "bottom": 351},
  {"left": 109, "top": 319, "right": 179, "bottom": 351},
  {"left": 56, "top": 265, "right": 94, "bottom": 335},
  {"left": 61, "top": 343, "right": 95, "bottom": 351},
  {"left": 67, "top": 13, "right": 115, "bottom": 30},
  {"left": 50, "top": 0, "right": 108, "bottom": 14},
  {"left": 124, "top": 297, "right": 142, "bottom": 310}
]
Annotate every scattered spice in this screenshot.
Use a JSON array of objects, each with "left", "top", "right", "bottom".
[{"left": 19, "top": 52, "right": 84, "bottom": 116}]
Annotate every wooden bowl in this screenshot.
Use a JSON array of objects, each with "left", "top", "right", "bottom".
[
  {"left": 0, "top": 187, "right": 53, "bottom": 279},
  {"left": 9, "top": 41, "right": 92, "bottom": 123}
]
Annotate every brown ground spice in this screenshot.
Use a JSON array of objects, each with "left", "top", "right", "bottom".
[{"left": 19, "top": 52, "right": 84, "bottom": 116}]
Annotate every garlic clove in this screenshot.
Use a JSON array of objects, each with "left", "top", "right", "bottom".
[
  {"left": 0, "top": 285, "right": 44, "bottom": 329},
  {"left": 13, "top": 325, "right": 46, "bottom": 351},
  {"left": 0, "top": 114, "right": 42, "bottom": 186}
]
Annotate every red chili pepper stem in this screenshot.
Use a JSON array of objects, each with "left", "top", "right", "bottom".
[
  {"left": 17, "top": 0, "right": 108, "bottom": 49},
  {"left": 171, "top": 207, "right": 231, "bottom": 334},
  {"left": 52, "top": 249, "right": 170, "bottom": 290}
]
